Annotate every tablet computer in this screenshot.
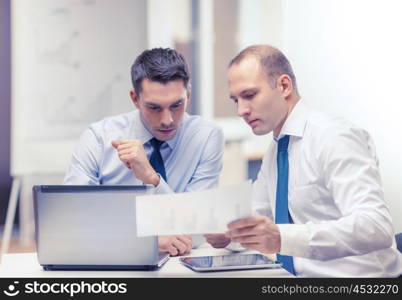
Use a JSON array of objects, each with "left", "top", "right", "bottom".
[{"left": 179, "top": 253, "right": 282, "bottom": 272}]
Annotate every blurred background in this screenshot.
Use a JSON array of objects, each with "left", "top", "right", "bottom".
[{"left": 1, "top": 0, "right": 402, "bottom": 253}]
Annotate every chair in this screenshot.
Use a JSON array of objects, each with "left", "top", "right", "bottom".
[{"left": 396, "top": 233, "right": 402, "bottom": 253}]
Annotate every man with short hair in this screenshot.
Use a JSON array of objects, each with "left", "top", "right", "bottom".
[
  {"left": 205, "top": 45, "right": 402, "bottom": 277},
  {"left": 64, "top": 48, "right": 224, "bottom": 256}
]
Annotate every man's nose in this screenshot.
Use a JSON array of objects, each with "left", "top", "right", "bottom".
[
  {"left": 161, "top": 109, "right": 173, "bottom": 127},
  {"left": 237, "top": 100, "right": 251, "bottom": 117}
]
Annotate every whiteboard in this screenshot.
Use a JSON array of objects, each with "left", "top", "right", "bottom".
[{"left": 11, "top": 0, "right": 147, "bottom": 176}]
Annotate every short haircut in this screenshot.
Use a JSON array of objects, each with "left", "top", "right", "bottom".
[
  {"left": 131, "top": 48, "right": 190, "bottom": 94},
  {"left": 229, "top": 45, "right": 298, "bottom": 93}
]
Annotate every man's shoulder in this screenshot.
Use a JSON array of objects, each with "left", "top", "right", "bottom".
[
  {"left": 88, "top": 110, "right": 137, "bottom": 135},
  {"left": 306, "top": 108, "right": 358, "bottom": 137},
  {"left": 305, "top": 108, "right": 370, "bottom": 151},
  {"left": 176, "top": 115, "right": 224, "bottom": 156},
  {"left": 182, "top": 114, "right": 223, "bottom": 135}
]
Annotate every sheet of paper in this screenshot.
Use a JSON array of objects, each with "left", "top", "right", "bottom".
[{"left": 136, "top": 181, "right": 253, "bottom": 237}]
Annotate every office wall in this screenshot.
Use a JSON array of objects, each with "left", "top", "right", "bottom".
[
  {"left": 11, "top": 0, "right": 148, "bottom": 176},
  {"left": 0, "top": 0, "right": 12, "bottom": 225},
  {"left": 284, "top": 0, "right": 402, "bottom": 232}
]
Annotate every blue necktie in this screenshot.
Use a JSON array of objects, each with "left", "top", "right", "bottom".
[
  {"left": 149, "top": 138, "right": 167, "bottom": 182},
  {"left": 275, "top": 135, "right": 296, "bottom": 275}
]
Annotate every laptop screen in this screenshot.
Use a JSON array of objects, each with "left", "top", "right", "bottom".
[{"left": 33, "top": 185, "right": 162, "bottom": 268}]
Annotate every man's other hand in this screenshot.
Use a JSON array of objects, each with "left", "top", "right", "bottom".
[
  {"left": 204, "top": 233, "right": 231, "bottom": 248},
  {"left": 158, "top": 235, "right": 192, "bottom": 256},
  {"left": 225, "top": 216, "right": 281, "bottom": 254}
]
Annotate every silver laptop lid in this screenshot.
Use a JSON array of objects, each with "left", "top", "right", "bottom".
[{"left": 33, "top": 185, "right": 164, "bottom": 267}]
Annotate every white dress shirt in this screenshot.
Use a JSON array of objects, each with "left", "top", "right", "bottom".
[{"left": 253, "top": 99, "right": 402, "bottom": 277}]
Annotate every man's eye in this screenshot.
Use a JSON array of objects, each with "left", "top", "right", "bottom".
[
  {"left": 232, "top": 98, "right": 238, "bottom": 104},
  {"left": 171, "top": 103, "right": 182, "bottom": 109},
  {"left": 244, "top": 93, "right": 255, "bottom": 99},
  {"left": 149, "top": 106, "right": 161, "bottom": 111}
]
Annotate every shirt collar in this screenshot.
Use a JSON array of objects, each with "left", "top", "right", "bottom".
[
  {"left": 132, "top": 110, "right": 153, "bottom": 144},
  {"left": 275, "top": 99, "right": 309, "bottom": 141},
  {"left": 133, "top": 110, "right": 188, "bottom": 150}
]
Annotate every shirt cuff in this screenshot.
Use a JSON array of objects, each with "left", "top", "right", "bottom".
[
  {"left": 153, "top": 176, "right": 174, "bottom": 194},
  {"left": 277, "top": 224, "right": 311, "bottom": 258}
]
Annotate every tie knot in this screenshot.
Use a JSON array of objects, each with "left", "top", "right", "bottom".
[
  {"left": 277, "top": 135, "right": 290, "bottom": 152},
  {"left": 149, "top": 138, "right": 163, "bottom": 150}
]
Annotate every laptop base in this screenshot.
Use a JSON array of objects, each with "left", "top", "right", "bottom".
[
  {"left": 43, "top": 264, "right": 160, "bottom": 271},
  {"left": 42, "top": 253, "right": 170, "bottom": 271}
]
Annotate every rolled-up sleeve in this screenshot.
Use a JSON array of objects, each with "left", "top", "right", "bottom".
[{"left": 63, "top": 127, "right": 103, "bottom": 185}]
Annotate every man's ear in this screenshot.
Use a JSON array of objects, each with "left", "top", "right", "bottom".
[
  {"left": 277, "top": 74, "right": 293, "bottom": 98},
  {"left": 130, "top": 89, "right": 140, "bottom": 109},
  {"left": 186, "top": 83, "right": 192, "bottom": 103}
]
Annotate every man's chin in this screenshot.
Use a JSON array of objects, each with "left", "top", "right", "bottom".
[
  {"left": 154, "top": 129, "right": 177, "bottom": 141},
  {"left": 252, "top": 126, "right": 270, "bottom": 136}
]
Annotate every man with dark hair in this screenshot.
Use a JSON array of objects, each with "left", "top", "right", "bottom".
[
  {"left": 205, "top": 44, "right": 402, "bottom": 277},
  {"left": 64, "top": 48, "right": 224, "bottom": 256}
]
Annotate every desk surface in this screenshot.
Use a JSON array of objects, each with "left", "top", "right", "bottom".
[{"left": 0, "top": 246, "right": 293, "bottom": 278}]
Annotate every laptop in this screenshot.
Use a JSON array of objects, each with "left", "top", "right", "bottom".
[{"left": 32, "top": 185, "right": 169, "bottom": 270}]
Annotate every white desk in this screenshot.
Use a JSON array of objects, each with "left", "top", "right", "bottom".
[{"left": 0, "top": 246, "right": 293, "bottom": 278}]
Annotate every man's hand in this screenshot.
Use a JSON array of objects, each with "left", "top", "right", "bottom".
[
  {"left": 225, "top": 216, "right": 281, "bottom": 254},
  {"left": 204, "top": 234, "right": 231, "bottom": 248},
  {"left": 158, "top": 235, "right": 192, "bottom": 256},
  {"left": 111, "top": 139, "right": 160, "bottom": 185}
]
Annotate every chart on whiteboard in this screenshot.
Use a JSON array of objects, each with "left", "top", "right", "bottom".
[{"left": 15, "top": 0, "right": 145, "bottom": 141}]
